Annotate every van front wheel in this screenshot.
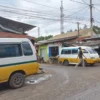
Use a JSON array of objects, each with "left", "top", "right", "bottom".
[
  {"left": 9, "top": 73, "right": 25, "bottom": 89},
  {"left": 63, "top": 60, "right": 69, "bottom": 66}
]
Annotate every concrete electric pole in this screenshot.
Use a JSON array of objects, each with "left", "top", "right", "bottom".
[
  {"left": 70, "top": 0, "right": 94, "bottom": 37},
  {"left": 90, "top": 0, "right": 93, "bottom": 37},
  {"left": 77, "top": 22, "right": 80, "bottom": 45},
  {"left": 38, "top": 27, "right": 40, "bottom": 38},
  {"left": 60, "top": 0, "right": 64, "bottom": 34}
]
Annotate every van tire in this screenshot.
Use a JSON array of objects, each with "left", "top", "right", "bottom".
[
  {"left": 63, "top": 60, "right": 69, "bottom": 66},
  {"left": 9, "top": 73, "right": 25, "bottom": 89}
]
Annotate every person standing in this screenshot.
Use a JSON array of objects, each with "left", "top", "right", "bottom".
[{"left": 75, "top": 47, "right": 86, "bottom": 68}]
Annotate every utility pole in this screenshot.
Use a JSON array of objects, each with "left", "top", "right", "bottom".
[
  {"left": 77, "top": 22, "right": 80, "bottom": 45},
  {"left": 38, "top": 27, "right": 40, "bottom": 38},
  {"left": 60, "top": 0, "right": 64, "bottom": 34},
  {"left": 90, "top": 0, "right": 93, "bottom": 37},
  {"left": 70, "top": 0, "right": 94, "bottom": 37}
]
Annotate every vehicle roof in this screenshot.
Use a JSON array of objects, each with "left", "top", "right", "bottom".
[
  {"left": 61, "top": 46, "right": 91, "bottom": 49},
  {"left": 0, "top": 38, "right": 30, "bottom": 42}
]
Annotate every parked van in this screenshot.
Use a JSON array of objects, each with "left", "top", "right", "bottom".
[
  {"left": 0, "top": 38, "right": 39, "bottom": 88},
  {"left": 59, "top": 46, "right": 99, "bottom": 66}
]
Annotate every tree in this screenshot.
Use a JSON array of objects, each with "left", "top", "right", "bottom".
[
  {"left": 37, "top": 35, "right": 53, "bottom": 41},
  {"left": 74, "top": 29, "right": 77, "bottom": 31},
  {"left": 67, "top": 29, "right": 73, "bottom": 32},
  {"left": 84, "top": 25, "right": 87, "bottom": 29},
  {"left": 69, "top": 29, "right": 73, "bottom": 32},
  {"left": 93, "top": 26, "right": 100, "bottom": 34}
]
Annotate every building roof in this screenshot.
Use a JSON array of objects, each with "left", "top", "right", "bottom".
[
  {"left": 36, "top": 35, "right": 77, "bottom": 45},
  {"left": 0, "top": 32, "right": 35, "bottom": 40},
  {"left": 49, "top": 28, "right": 92, "bottom": 41},
  {"left": 83, "top": 37, "right": 100, "bottom": 41},
  {"left": 36, "top": 28, "right": 94, "bottom": 46},
  {"left": 0, "top": 17, "right": 36, "bottom": 34},
  {"left": 82, "top": 40, "right": 100, "bottom": 46}
]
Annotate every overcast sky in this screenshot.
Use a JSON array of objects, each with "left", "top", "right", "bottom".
[{"left": 0, "top": 0, "right": 100, "bottom": 37}]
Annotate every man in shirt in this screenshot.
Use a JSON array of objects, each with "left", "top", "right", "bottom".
[{"left": 75, "top": 47, "right": 86, "bottom": 68}]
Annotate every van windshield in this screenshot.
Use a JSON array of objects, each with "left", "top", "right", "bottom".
[{"left": 87, "top": 48, "right": 97, "bottom": 54}]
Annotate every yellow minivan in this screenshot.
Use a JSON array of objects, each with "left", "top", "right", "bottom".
[
  {"left": 0, "top": 38, "right": 39, "bottom": 88},
  {"left": 59, "top": 46, "right": 99, "bottom": 66}
]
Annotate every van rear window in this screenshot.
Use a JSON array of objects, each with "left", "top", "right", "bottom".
[{"left": 0, "top": 44, "right": 22, "bottom": 58}]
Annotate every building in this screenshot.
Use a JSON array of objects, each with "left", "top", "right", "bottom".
[
  {"left": 37, "top": 28, "right": 94, "bottom": 62},
  {"left": 0, "top": 17, "right": 36, "bottom": 43},
  {"left": 83, "top": 37, "right": 100, "bottom": 55}
]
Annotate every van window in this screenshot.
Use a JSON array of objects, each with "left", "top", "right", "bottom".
[
  {"left": 72, "top": 49, "right": 78, "bottom": 54},
  {"left": 0, "top": 44, "right": 22, "bottom": 58},
  {"left": 22, "top": 42, "right": 33, "bottom": 56},
  {"left": 87, "top": 48, "right": 94, "bottom": 54},
  {"left": 61, "top": 50, "right": 65, "bottom": 54},
  {"left": 83, "top": 49, "right": 88, "bottom": 53},
  {"left": 61, "top": 49, "right": 71, "bottom": 54},
  {"left": 61, "top": 50, "right": 68, "bottom": 54},
  {"left": 65, "top": 50, "right": 68, "bottom": 54},
  {"left": 67, "top": 50, "right": 71, "bottom": 54}
]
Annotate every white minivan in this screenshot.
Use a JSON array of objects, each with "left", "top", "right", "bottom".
[
  {"left": 0, "top": 38, "right": 39, "bottom": 88},
  {"left": 59, "top": 46, "right": 99, "bottom": 66}
]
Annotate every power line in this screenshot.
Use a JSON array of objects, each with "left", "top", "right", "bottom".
[
  {"left": 0, "top": 9, "right": 60, "bottom": 21},
  {"left": 0, "top": 5, "right": 91, "bottom": 24},
  {"left": 0, "top": 4, "right": 85, "bottom": 19},
  {"left": 0, "top": 8, "right": 90, "bottom": 27},
  {"left": 81, "top": 0, "right": 89, "bottom": 5},
  {"left": 0, "top": 4, "right": 91, "bottom": 21},
  {"left": 23, "top": 0, "right": 87, "bottom": 12},
  {"left": 0, "top": 4, "right": 60, "bottom": 17},
  {"left": 70, "top": 0, "right": 89, "bottom": 5},
  {"left": 0, "top": 7, "right": 90, "bottom": 23},
  {"left": 95, "top": 7, "right": 100, "bottom": 13},
  {"left": 77, "top": 6, "right": 90, "bottom": 20},
  {"left": 64, "top": 20, "right": 90, "bottom": 26},
  {"left": 64, "top": 6, "right": 88, "bottom": 18},
  {"left": 0, "top": 3, "right": 91, "bottom": 28},
  {"left": 0, "top": 7, "right": 91, "bottom": 25},
  {"left": 23, "top": 0, "right": 60, "bottom": 10}
]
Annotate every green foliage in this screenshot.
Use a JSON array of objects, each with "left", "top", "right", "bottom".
[
  {"left": 93, "top": 26, "right": 100, "bottom": 34},
  {"left": 37, "top": 35, "right": 53, "bottom": 41},
  {"left": 84, "top": 25, "right": 87, "bottom": 29},
  {"left": 67, "top": 29, "right": 73, "bottom": 32}
]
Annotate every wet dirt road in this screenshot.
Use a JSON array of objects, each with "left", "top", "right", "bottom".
[{"left": 0, "top": 64, "right": 100, "bottom": 100}]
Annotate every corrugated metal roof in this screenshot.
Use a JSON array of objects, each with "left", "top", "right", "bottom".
[
  {"left": 83, "top": 37, "right": 100, "bottom": 41},
  {"left": 82, "top": 41, "right": 100, "bottom": 46},
  {"left": 49, "top": 28, "right": 93, "bottom": 41},
  {"left": 0, "top": 17, "right": 36, "bottom": 33},
  {"left": 36, "top": 36, "right": 77, "bottom": 45}
]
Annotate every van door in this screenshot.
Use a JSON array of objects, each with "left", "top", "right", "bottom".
[
  {"left": 71, "top": 49, "right": 78, "bottom": 63},
  {"left": 60, "top": 49, "right": 72, "bottom": 63},
  {"left": 83, "top": 49, "right": 90, "bottom": 58}
]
